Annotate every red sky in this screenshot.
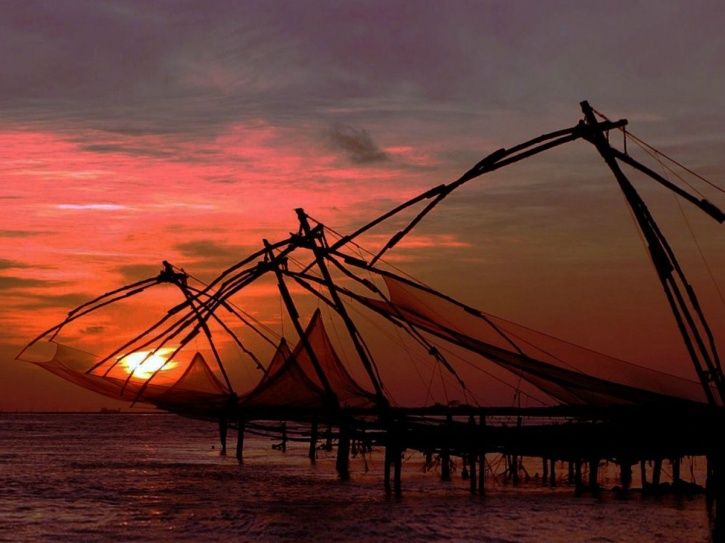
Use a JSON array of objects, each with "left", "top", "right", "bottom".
[{"left": 1, "top": 1, "right": 723, "bottom": 410}]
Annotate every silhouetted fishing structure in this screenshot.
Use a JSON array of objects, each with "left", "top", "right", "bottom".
[{"left": 19, "top": 102, "right": 725, "bottom": 539}]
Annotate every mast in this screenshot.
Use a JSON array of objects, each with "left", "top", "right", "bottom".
[
  {"left": 580, "top": 100, "right": 723, "bottom": 405},
  {"left": 263, "top": 239, "right": 339, "bottom": 410},
  {"left": 295, "top": 209, "right": 387, "bottom": 406}
]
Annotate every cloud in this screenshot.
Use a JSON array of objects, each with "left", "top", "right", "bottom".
[
  {"left": 18, "top": 292, "right": 93, "bottom": 310},
  {"left": 116, "top": 263, "right": 163, "bottom": 282},
  {"left": 0, "top": 230, "right": 45, "bottom": 238},
  {"left": 0, "top": 259, "right": 30, "bottom": 270},
  {"left": 78, "top": 143, "right": 176, "bottom": 158},
  {"left": 55, "top": 204, "right": 128, "bottom": 211},
  {"left": 0, "top": 276, "right": 55, "bottom": 290},
  {"left": 173, "top": 239, "right": 254, "bottom": 271},
  {"left": 175, "top": 240, "right": 247, "bottom": 259},
  {"left": 326, "top": 124, "right": 389, "bottom": 164}
]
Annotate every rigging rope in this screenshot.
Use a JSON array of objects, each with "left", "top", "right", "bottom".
[{"left": 592, "top": 108, "right": 725, "bottom": 195}]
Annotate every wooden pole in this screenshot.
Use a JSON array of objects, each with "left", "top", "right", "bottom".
[
  {"left": 589, "top": 458, "right": 599, "bottom": 492},
  {"left": 219, "top": 416, "right": 227, "bottom": 456},
  {"left": 580, "top": 100, "right": 722, "bottom": 405},
  {"left": 264, "top": 240, "right": 338, "bottom": 408},
  {"left": 652, "top": 458, "right": 662, "bottom": 489},
  {"left": 568, "top": 461, "right": 575, "bottom": 486},
  {"left": 478, "top": 415, "right": 486, "bottom": 495},
  {"left": 394, "top": 447, "right": 402, "bottom": 496},
  {"left": 441, "top": 414, "right": 451, "bottom": 482},
  {"left": 308, "top": 419, "right": 318, "bottom": 464},
  {"left": 640, "top": 459, "right": 648, "bottom": 489},
  {"left": 281, "top": 422, "right": 288, "bottom": 453},
  {"left": 336, "top": 417, "right": 351, "bottom": 481},
  {"left": 296, "top": 210, "right": 387, "bottom": 404},
  {"left": 671, "top": 457, "right": 681, "bottom": 485},
  {"left": 384, "top": 439, "right": 392, "bottom": 494},
  {"left": 620, "top": 461, "right": 632, "bottom": 491},
  {"left": 575, "top": 459, "right": 583, "bottom": 494},
  {"left": 542, "top": 457, "right": 549, "bottom": 484},
  {"left": 468, "top": 416, "right": 476, "bottom": 495},
  {"left": 549, "top": 458, "right": 556, "bottom": 487},
  {"left": 236, "top": 419, "right": 244, "bottom": 463}
]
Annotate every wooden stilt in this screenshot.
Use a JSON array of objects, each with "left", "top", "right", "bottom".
[
  {"left": 640, "top": 459, "right": 648, "bottom": 489},
  {"left": 575, "top": 459, "right": 583, "bottom": 494},
  {"left": 325, "top": 424, "right": 333, "bottom": 451},
  {"left": 281, "top": 422, "right": 288, "bottom": 453},
  {"left": 652, "top": 458, "right": 662, "bottom": 489},
  {"left": 542, "top": 457, "right": 549, "bottom": 484},
  {"left": 709, "top": 449, "right": 725, "bottom": 543},
  {"left": 478, "top": 415, "right": 486, "bottom": 495},
  {"left": 384, "top": 441, "right": 392, "bottom": 494},
  {"left": 588, "top": 458, "right": 599, "bottom": 492},
  {"left": 336, "top": 417, "right": 351, "bottom": 481},
  {"left": 620, "top": 461, "right": 632, "bottom": 490},
  {"left": 441, "top": 414, "right": 451, "bottom": 482},
  {"left": 511, "top": 454, "right": 520, "bottom": 485},
  {"left": 393, "top": 447, "right": 402, "bottom": 496},
  {"left": 236, "top": 419, "right": 244, "bottom": 463},
  {"left": 671, "top": 456, "right": 681, "bottom": 484},
  {"left": 568, "top": 461, "right": 574, "bottom": 486},
  {"left": 468, "top": 416, "right": 477, "bottom": 495},
  {"left": 308, "top": 419, "right": 318, "bottom": 464},
  {"left": 549, "top": 458, "right": 556, "bottom": 487},
  {"left": 219, "top": 416, "right": 227, "bottom": 456}
]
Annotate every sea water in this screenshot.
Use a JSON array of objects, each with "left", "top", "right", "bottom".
[{"left": 0, "top": 413, "right": 710, "bottom": 542}]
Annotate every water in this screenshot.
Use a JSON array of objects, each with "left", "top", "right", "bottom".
[{"left": 0, "top": 413, "right": 710, "bottom": 542}]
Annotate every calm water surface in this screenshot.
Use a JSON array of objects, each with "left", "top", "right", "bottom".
[{"left": 0, "top": 413, "right": 710, "bottom": 542}]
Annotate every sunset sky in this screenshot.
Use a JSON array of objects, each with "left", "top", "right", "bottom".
[{"left": 1, "top": 1, "right": 723, "bottom": 410}]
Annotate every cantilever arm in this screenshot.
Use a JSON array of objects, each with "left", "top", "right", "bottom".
[
  {"left": 344, "top": 119, "right": 626, "bottom": 264},
  {"left": 608, "top": 147, "right": 724, "bottom": 223}
]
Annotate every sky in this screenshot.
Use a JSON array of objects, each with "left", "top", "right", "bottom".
[{"left": 1, "top": 0, "right": 724, "bottom": 410}]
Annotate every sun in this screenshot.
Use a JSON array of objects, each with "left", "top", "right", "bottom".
[{"left": 118, "top": 347, "right": 178, "bottom": 380}]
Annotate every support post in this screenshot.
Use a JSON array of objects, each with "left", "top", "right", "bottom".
[
  {"left": 281, "top": 422, "right": 288, "bottom": 453},
  {"left": 568, "top": 461, "right": 575, "bottom": 486},
  {"left": 296, "top": 210, "right": 387, "bottom": 405},
  {"left": 511, "top": 454, "right": 519, "bottom": 485},
  {"left": 393, "top": 446, "right": 402, "bottom": 496},
  {"left": 236, "top": 419, "right": 244, "bottom": 463},
  {"left": 588, "top": 458, "right": 599, "bottom": 492},
  {"left": 392, "top": 419, "right": 405, "bottom": 496},
  {"left": 580, "top": 100, "right": 723, "bottom": 405},
  {"left": 478, "top": 415, "right": 486, "bottom": 495},
  {"left": 575, "top": 459, "right": 583, "bottom": 494},
  {"left": 620, "top": 461, "right": 632, "bottom": 491},
  {"left": 542, "top": 457, "right": 549, "bottom": 484},
  {"left": 671, "top": 457, "right": 681, "bottom": 485},
  {"left": 219, "top": 416, "right": 227, "bottom": 456},
  {"left": 384, "top": 438, "right": 392, "bottom": 494},
  {"left": 441, "top": 414, "right": 452, "bottom": 482},
  {"left": 652, "top": 458, "right": 662, "bottom": 490},
  {"left": 640, "top": 459, "right": 648, "bottom": 489},
  {"left": 336, "top": 417, "right": 351, "bottom": 481},
  {"left": 549, "top": 458, "right": 556, "bottom": 487},
  {"left": 264, "top": 240, "right": 338, "bottom": 409},
  {"left": 309, "top": 419, "right": 318, "bottom": 464},
  {"left": 468, "top": 416, "right": 476, "bottom": 495}
]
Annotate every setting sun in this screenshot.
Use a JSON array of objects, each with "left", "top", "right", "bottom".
[{"left": 118, "top": 348, "right": 178, "bottom": 380}]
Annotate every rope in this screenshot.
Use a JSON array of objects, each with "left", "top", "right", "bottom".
[{"left": 592, "top": 108, "right": 725, "bottom": 195}]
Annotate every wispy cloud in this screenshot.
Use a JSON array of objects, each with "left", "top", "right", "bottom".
[
  {"left": 55, "top": 203, "right": 129, "bottom": 211},
  {"left": 325, "top": 124, "right": 389, "bottom": 164}
]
